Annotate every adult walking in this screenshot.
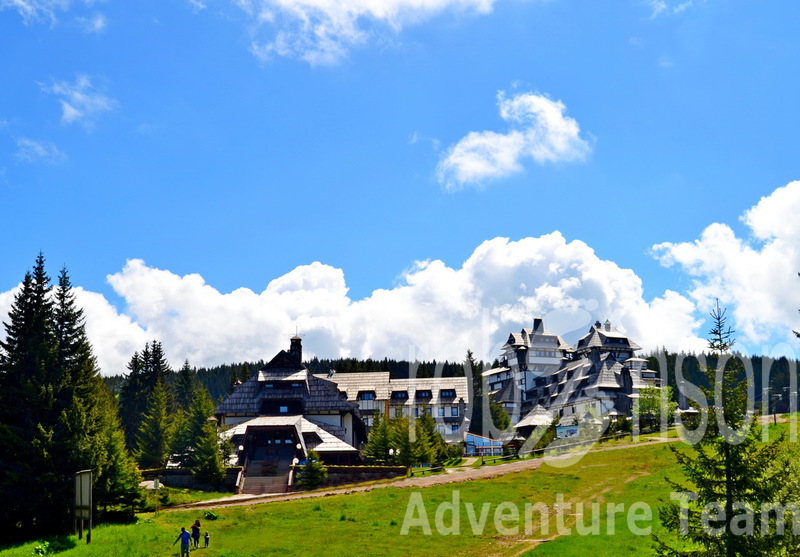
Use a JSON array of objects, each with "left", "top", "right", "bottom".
[
  {"left": 172, "top": 527, "right": 191, "bottom": 557},
  {"left": 191, "top": 519, "right": 202, "bottom": 549}
]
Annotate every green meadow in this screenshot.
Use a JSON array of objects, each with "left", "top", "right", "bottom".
[{"left": 0, "top": 438, "right": 702, "bottom": 557}]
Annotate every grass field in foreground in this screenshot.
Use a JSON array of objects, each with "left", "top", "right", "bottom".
[{"left": 0, "top": 440, "right": 698, "bottom": 557}]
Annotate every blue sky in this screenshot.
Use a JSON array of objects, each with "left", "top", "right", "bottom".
[{"left": 2, "top": 0, "right": 800, "bottom": 374}]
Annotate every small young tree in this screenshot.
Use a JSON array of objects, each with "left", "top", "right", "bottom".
[
  {"left": 363, "top": 411, "right": 392, "bottom": 465},
  {"left": 389, "top": 415, "right": 417, "bottom": 467},
  {"left": 655, "top": 300, "right": 792, "bottom": 556},
  {"left": 296, "top": 450, "right": 327, "bottom": 490}
]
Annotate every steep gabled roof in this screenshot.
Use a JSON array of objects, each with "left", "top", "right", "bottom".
[
  {"left": 575, "top": 320, "right": 642, "bottom": 353},
  {"left": 515, "top": 404, "right": 552, "bottom": 429},
  {"left": 260, "top": 349, "right": 305, "bottom": 372}
]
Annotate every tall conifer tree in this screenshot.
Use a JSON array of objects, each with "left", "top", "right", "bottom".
[{"left": 0, "top": 255, "right": 139, "bottom": 541}]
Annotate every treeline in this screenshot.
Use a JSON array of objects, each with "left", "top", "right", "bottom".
[
  {"left": 106, "top": 355, "right": 480, "bottom": 407},
  {"left": 304, "top": 357, "right": 470, "bottom": 379},
  {"left": 645, "top": 348, "right": 799, "bottom": 410}
]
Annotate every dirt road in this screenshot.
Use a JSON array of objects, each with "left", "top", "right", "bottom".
[{"left": 169, "top": 436, "right": 675, "bottom": 512}]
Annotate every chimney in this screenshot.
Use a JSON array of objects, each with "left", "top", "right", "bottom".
[
  {"left": 289, "top": 336, "right": 302, "bottom": 363},
  {"left": 533, "top": 317, "right": 543, "bottom": 333}
]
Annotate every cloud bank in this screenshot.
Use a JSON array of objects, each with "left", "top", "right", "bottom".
[
  {"left": 0, "top": 232, "right": 705, "bottom": 375},
  {"left": 5, "top": 183, "right": 800, "bottom": 375},
  {"left": 437, "top": 91, "right": 591, "bottom": 191},
  {"left": 652, "top": 181, "right": 800, "bottom": 355},
  {"left": 232, "top": 0, "right": 498, "bottom": 65}
]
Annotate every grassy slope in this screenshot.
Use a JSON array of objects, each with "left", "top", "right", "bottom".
[{"left": 0, "top": 439, "right": 694, "bottom": 557}]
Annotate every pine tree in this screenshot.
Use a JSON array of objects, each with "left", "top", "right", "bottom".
[
  {"left": 0, "top": 255, "right": 58, "bottom": 540},
  {"left": 92, "top": 387, "right": 141, "bottom": 514},
  {"left": 119, "top": 340, "right": 174, "bottom": 450},
  {"left": 414, "top": 411, "right": 446, "bottom": 466},
  {"left": 136, "top": 381, "right": 174, "bottom": 469},
  {"left": 465, "top": 349, "right": 485, "bottom": 435},
  {"left": 0, "top": 256, "right": 139, "bottom": 541},
  {"left": 173, "top": 385, "right": 217, "bottom": 467},
  {"left": 297, "top": 450, "right": 327, "bottom": 490},
  {"left": 363, "top": 411, "right": 392, "bottom": 464},
  {"left": 192, "top": 420, "right": 226, "bottom": 487},
  {"left": 174, "top": 360, "right": 198, "bottom": 412},
  {"left": 390, "top": 416, "right": 417, "bottom": 467},
  {"left": 655, "top": 300, "right": 793, "bottom": 556}
]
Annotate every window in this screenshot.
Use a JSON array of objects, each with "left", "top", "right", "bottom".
[
  {"left": 440, "top": 389, "right": 456, "bottom": 398},
  {"left": 279, "top": 406, "right": 288, "bottom": 413},
  {"left": 438, "top": 407, "right": 445, "bottom": 417},
  {"left": 391, "top": 391, "right": 408, "bottom": 400},
  {"left": 414, "top": 407, "right": 419, "bottom": 417},
  {"left": 451, "top": 424, "right": 459, "bottom": 433},
  {"left": 290, "top": 382, "right": 302, "bottom": 388},
  {"left": 415, "top": 390, "right": 432, "bottom": 400},
  {"left": 358, "top": 391, "right": 376, "bottom": 400},
  {"left": 451, "top": 406, "right": 459, "bottom": 417}
]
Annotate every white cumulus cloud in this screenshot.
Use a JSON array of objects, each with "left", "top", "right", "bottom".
[
  {"left": 232, "top": 0, "right": 498, "bottom": 65},
  {"left": 42, "top": 74, "right": 117, "bottom": 128},
  {"left": 651, "top": 181, "right": 800, "bottom": 354},
  {"left": 1, "top": 233, "right": 705, "bottom": 375},
  {"left": 437, "top": 91, "right": 591, "bottom": 191}
]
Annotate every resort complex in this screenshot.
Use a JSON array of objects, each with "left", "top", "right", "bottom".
[{"left": 211, "top": 317, "right": 658, "bottom": 493}]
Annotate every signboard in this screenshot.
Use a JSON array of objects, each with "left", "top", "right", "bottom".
[
  {"left": 556, "top": 425, "right": 579, "bottom": 439},
  {"left": 74, "top": 470, "right": 92, "bottom": 543}
]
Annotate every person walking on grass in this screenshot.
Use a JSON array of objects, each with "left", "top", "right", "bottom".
[
  {"left": 191, "top": 520, "right": 201, "bottom": 549},
  {"left": 204, "top": 531, "right": 210, "bottom": 548},
  {"left": 172, "top": 527, "right": 191, "bottom": 557}
]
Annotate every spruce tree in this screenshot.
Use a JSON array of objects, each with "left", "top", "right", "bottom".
[
  {"left": 0, "top": 256, "right": 139, "bottom": 541},
  {"left": 655, "top": 300, "right": 793, "bottom": 556},
  {"left": 92, "top": 387, "right": 141, "bottom": 514},
  {"left": 119, "top": 340, "right": 174, "bottom": 450},
  {"left": 174, "top": 360, "right": 198, "bottom": 412},
  {"left": 297, "top": 450, "right": 327, "bottom": 490},
  {"left": 363, "top": 411, "right": 392, "bottom": 464},
  {"left": 0, "top": 255, "right": 58, "bottom": 540},
  {"left": 192, "top": 420, "right": 226, "bottom": 487},
  {"left": 390, "top": 416, "right": 416, "bottom": 467},
  {"left": 136, "top": 381, "right": 174, "bottom": 469},
  {"left": 173, "top": 385, "right": 216, "bottom": 467}
]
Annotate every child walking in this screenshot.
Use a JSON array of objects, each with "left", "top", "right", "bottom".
[{"left": 204, "top": 531, "right": 210, "bottom": 548}]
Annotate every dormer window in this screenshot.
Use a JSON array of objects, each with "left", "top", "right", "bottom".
[
  {"left": 357, "top": 391, "right": 376, "bottom": 400},
  {"left": 391, "top": 391, "right": 408, "bottom": 400},
  {"left": 440, "top": 389, "right": 456, "bottom": 399},
  {"left": 415, "top": 390, "right": 432, "bottom": 400}
]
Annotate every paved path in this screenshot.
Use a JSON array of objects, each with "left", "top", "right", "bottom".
[{"left": 169, "top": 436, "right": 676, "bottom": 512}]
